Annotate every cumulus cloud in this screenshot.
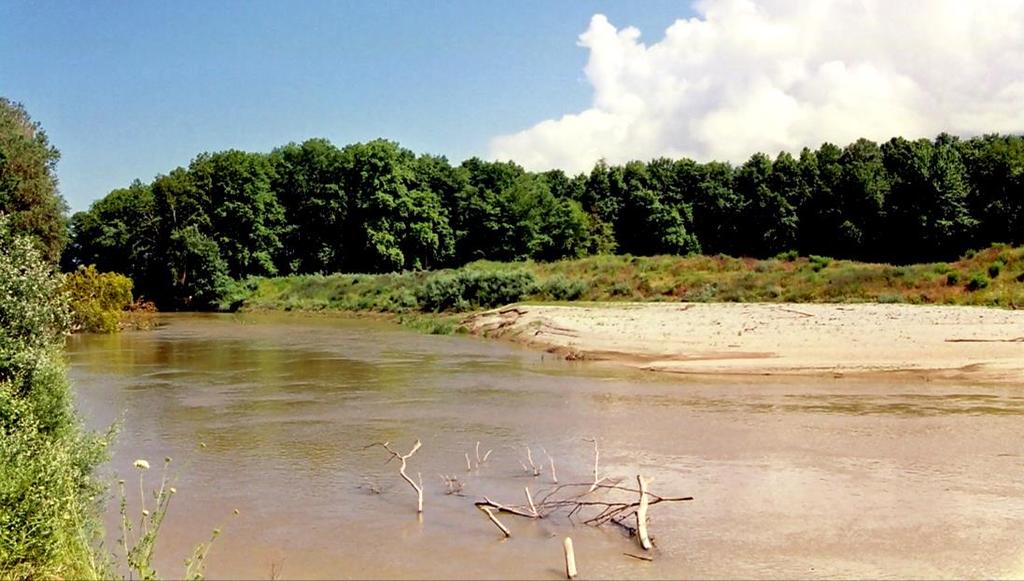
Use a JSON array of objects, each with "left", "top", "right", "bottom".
[{"left": 489, "top": 0, "right": 1024, "bottom": 173}]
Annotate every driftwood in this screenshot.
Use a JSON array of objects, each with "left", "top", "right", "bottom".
[
  {"left": 776, "top": 306, "right": 815, "bottom": 318},
  {"left": 525, "top": 487, "right": 539, "bottom": 517},
  {"left": 474, "top": 441, "right": 493, "bottom": 468},
  {"left": 367, "top": 440, "right": 424, "bottom": 513},
  {"left": 945, "top": 336, "right": 1024, "bottom": 343},
  {"left": 563, "top": 537, "right": 578, "bottom": 579},
  {"left": 367, "top": 438, "right": 693, "bottom": 568},
  {"left": 636, "top": 475, "right": 652, "bottom": 550},
  {"left": 475, "top": 480, "right": 692, "bottom": 539},
  {"left": 543, "top": 448, "right": 558, "bottom": 484},
  {"left": 477, "top": 505, "right": 511, "bottom": 537},
  {"left": 440, "top": 474, "right": 465, "bottom": 496},
  {"left": 524, "top": 447, "right": 542, "bottom": 477}
]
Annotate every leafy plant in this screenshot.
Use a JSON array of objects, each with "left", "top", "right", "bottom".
[
  {"left": 966, "top": 272, "right": 989, "bottom": 291},
  {"left": 63, "top": 265, "right": 134, "bottom": 333}
]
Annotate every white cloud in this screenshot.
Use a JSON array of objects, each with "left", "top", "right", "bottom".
[{"left": 489, "top": 0, "right": 1024, "bottom": 173}]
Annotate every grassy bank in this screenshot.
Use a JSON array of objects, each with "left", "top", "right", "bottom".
[{"left": 235, "top": 244, "right": 1024, "bottom": 326}]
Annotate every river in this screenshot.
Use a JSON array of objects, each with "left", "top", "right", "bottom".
[{"left": 68, "top": 313, "right": 1024, "bottom": 579}]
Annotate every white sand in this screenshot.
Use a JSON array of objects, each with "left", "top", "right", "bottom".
[{"left": 464, "top": 303, "right": 1024, "bottom": 383}]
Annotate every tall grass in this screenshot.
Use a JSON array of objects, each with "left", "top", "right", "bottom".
[{"left": 236, "top": 244, "right": 1024, "bottom": 319}]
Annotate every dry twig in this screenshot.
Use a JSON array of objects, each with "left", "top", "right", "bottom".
[{"left": 367, "top": 440, "right": 424, "bottom": 513}]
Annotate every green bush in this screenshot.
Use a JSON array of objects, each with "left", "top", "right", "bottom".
[
  {"left": 63, "top": 265, "right": 134, "bottom": 333},
  {"left": 465, "top": 270, "right": 536, "bottom": 308},
  {"left": 809, "top": 255, "right": 833, "bottom": 272},
  {"left": 540, "top": 275, "right": 589, "bottom": 301},
  {"left": 966, "top": 272, "right": 989, "bottom": 291},
  {"left": 416, "top": 273, "right": 467, "bottom": 312},
  {"left": 946, "top": 272, "right": 961, "bottom": 286},
  {"left": 0, "top": 220, "right": 108, "bottom": 579},
  {"left": 988, "top": 262, "right": 1002, "bottom": 279},
  {"left": 609, "top": 281, "right": 633, "bottom": 297},
  {"left": 416, "top": 269, "right": 536, "bottom": 312},
  {"left": 775, "top": 250, "right": 799, "bottom": 262},
  {"left": 216, "top": 276, "right": 261, "bottom": 312}
]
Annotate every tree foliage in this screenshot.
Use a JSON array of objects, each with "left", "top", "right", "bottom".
[
  {"left": 64, "top": 132, "right": 1024, "bottom": 309},
  {"left": 0, "top": 98, "right": 68, "bottom": 262},
  {"left": 63, "top": 265, "right": 134, "bottom": 333}
]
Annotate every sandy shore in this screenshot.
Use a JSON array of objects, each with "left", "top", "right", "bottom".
[{"left": 463, "top": 302, "right": 1024, "bottom": 383}]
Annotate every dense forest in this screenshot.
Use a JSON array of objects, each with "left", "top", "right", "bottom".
[
  {"left": 62, "top": 133, "right": 1024, "bottom": 309},
  {"left": 2, "top": 97, "right": 1022, "bottom": 311}
]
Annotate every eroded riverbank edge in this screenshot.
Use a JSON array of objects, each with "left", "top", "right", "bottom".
[{"left": 461, "top": 302, "right": 1024, "bottom": 384}]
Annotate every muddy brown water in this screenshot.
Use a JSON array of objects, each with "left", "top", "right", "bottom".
[{"left": 68, "top": 313, "right": 1024, "bottom": 579}]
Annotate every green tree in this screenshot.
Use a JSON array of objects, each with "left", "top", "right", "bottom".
[
  {"left": 735, "top": 153, "right": 799, "bottom": 256},
  {"left": 882, "top": 135, "right": 976, "bottom": 261},
  {"left": 165, "top": 225, "right": 230, "bottom": 309},
  {"left": 689, "top": 161, "right": 741, "bottom": 255},
  {"left": 341, "top": 140, "right": 454, "bottom": 271},
  {"left": 615, "top": 161, "right": 699, "bottom": 256},
  {"left": 269, "top": 138, "right": 347, "bottom": 274},
  {"left": 64, "top": 180, "right": 158, "bottom": 295},
  {"left": 959, "top": 134, "right": 1024, "bottom": 246},
  {"left": 835, "top": 139, "right": 889, "bottom": 258},
  {"left": 455, "top": 158, "right": 529, "bottom": 262},
  {"left": 0, "top": 99, "right": 68, "bottom": 262},
  {"left": 189, "top": 150, "right": 284, "bottom": 278}
]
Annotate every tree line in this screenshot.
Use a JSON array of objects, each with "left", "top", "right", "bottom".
[
  {"left": 63, "top": 133, "right": 1024, "bottom": 308},
  {"left": 3, "top": 98, "right": 1022, "bottom": 310}
]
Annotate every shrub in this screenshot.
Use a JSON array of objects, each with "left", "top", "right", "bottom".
[
  {"left": 809, "top": 255, "right": 833, "bottom": 272},
  {"left": 609, "top": 281, "right": 633, "bottom": 297},
  {"left": 216, "top": 277, "right": 261, "bottom": 312},
  {"left": 461, "top": 270, "right": 536, "bottom": 309},
  {"left": 966, "top": 272, "right": 989, "bottom": 291},
  {"left": 0, "top": 219, "right": 108, "bottom": 579},
  {"left": 988, "top": 262, "right": 1002, "bottom": 279},
  {"left": 540, "top": 276, "right": 589, "bottom": 301},
  {"left": 63, "top": 265, "right": 134, "bottom": 333},
  {"left": 775, "top": 250, "right": 799, "bottom": 262},
  {"left": 946, "top": 272, "right": 961, "bottom": 286},
  {"left": 681, "top": 283, "right": 718, "bottom": 302},
  {"left": 416, "top": 273, "right": 467, "bottom": 312},
  {"left": 416, "top": 269, "right": 536, "bottom": 312}
]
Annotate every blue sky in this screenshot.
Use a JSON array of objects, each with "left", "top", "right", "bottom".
[{"left": 0, "top": 1, "right": 693, "bottom": 211}]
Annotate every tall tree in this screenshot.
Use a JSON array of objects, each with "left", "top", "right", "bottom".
[
  {"left": 270, "top": 138, "right": 347, "bottom": 274},
  {"left": 689, "top": 161, "right": 740, "bottom": 255},
  {"left": 64, "top": 180, "right": 159, "bottom": 296},
  {"left": 959, "top": 134, "right": 1024, "bottom": 247},
  {"left": 614, "top": 161, "right": 699, "bottom": 256},
  {"left": 735, "top": 153, "right": 799, "bottom": 256},
  {"left": 189, "top": 150, "right": 284, "bottom": 278},
  {"left": 882, "top": 135, "right": 976, "bottom": 261},
  {"left": 0, "top": 98, "right": 68, "bottom": 261},
  {"left": 341, "top": 140, "right": 453, "bottom": 271}
]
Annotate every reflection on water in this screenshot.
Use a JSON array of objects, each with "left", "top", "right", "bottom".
[{"left": 69, "top": 313, "right": 1024, "bottom": 579}]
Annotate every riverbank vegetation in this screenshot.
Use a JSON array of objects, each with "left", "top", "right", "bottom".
[
  {"left": 238, "top": 243, "right": 1024, "bottom": 320},
  {"left": 0, "top": 222, "right": 109, "bottom": 579},
  {"left": 63, "top": 133, "right": 1024, "bottom": 312},
  {"left": 62, "top": 266, "right": 151, "bottom": 333}
]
